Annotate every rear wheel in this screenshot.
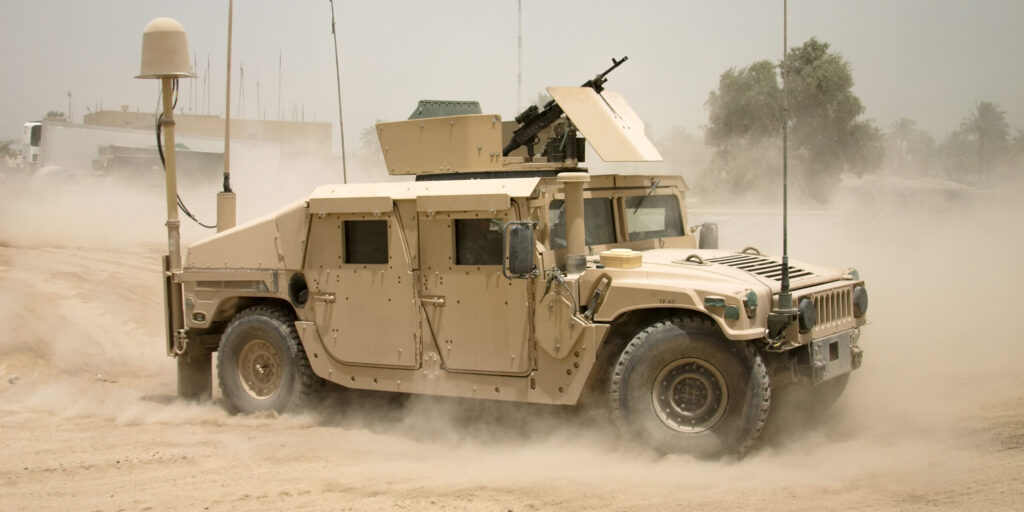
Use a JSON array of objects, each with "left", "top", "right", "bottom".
[
  {"left": 610, "top": 316, "right": 770, "bottom": 458},
  {"left": 217, "top": 305, "right": 323, "bottom": 414}
]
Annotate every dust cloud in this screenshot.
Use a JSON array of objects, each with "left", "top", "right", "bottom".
[{"left": 1, "top": 163, "right": 1023, "bottom": 510}]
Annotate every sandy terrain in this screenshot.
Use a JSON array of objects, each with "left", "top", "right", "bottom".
[{"left": 1, "top": 175, "right": 1022, "bottom": 511}]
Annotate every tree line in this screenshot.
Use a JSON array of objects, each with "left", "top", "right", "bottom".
[{"left": 699, "top": 37, "right": 1023, "bottom": 201}]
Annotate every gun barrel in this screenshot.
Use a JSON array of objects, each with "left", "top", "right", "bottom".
[
  {"left": 503, "top": 56, "right": 629, "bottom": 157},
  {"left": 584, "top": 56, "right": 628, "bottom": 92}
]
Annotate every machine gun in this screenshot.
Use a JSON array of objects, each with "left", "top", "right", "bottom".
[{"left": 502, "top": 56, "right": 629, "bottom": 158}]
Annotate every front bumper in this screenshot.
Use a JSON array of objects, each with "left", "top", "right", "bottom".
[{"left": 805, "top": 327, "right": 862, "bottom": 383}]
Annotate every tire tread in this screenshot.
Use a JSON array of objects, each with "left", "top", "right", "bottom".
[
  {"left": 609, "top": 315, "right": 771, "bottom": 457},
  {"left": 217, "top": 304, "right": 323, "bottom": 414}
]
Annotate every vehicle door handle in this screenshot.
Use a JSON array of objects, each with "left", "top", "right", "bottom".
[{"left": 421, "top": 296, "right": 446, "bottom": 307}]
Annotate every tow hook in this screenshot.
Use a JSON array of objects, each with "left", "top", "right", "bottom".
[
  {"left": 851, "top": 345, "right": 864, "bottom": 369},
  {"left": 173, "top": 328, "right": 189, "bottom": 356}
]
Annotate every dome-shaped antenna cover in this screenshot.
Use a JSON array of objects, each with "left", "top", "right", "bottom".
[{"left": 137, "top": 17, "right": 196, "bottom": 79}]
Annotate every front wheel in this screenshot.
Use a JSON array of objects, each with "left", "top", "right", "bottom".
[
  {"left": 217, "top": 305, "right": 323, "bottom": 414},
  {"left": 609, "top": 316, "right": 770, "bottom": 458}
]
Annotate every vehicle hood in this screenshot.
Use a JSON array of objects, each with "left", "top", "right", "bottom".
[{"left": 633, "top": 248, "right": 849, "bottom": 294}]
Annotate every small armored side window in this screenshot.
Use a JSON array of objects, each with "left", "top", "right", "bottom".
[
  {"left": 547, "top": 198, "right": 617, "bottom": 249},
  {"left": 344, "top": 220, "right": 388, "bottom": 264},
  {"left": 624, "top": 194, "right": 684, "bottom": 241},
  {"left": 455, "top": 218, "right": 503, "bottom": 265}
]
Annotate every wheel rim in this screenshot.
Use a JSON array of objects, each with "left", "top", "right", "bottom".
[
  {"left": 652, "top": 358, "right": 728, "bottom": 433},
  {"left": 237, "top": 338, "right": 282, "bottom": 399}
]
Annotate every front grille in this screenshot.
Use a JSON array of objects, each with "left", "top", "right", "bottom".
[
  {"left": 809, "top": 287, "right": 855, "bottom": 334},
  {"left": 706, "top": 254, "right": 814, "bottom": 282}
]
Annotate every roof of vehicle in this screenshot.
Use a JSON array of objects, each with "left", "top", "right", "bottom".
[
  {"left": 308, "top": 177, "right": 543, "bottom": 214},
  {"left": 305, "top": 174, "right": 688, "bottom": 215}
]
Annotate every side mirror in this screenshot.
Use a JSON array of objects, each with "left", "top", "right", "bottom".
[
  {"left": 698, "top": 222, "right": 719, "bottom": 249},
  {"left": 503, "top": 221, "right": 538, "bottom": 279}
]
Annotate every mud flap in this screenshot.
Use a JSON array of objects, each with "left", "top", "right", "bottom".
[
  {"left": 164, "top": 255, "right": 212, "bottom": 400},
  {"left": 162, "top": 255, "right": 176, "bottom": 356}
]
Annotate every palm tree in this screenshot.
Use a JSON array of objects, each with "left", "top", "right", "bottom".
[
  {"left": 960, "top": 101, "right": 1009, "bottom": 184},
  {"left": 887, "top": 118, "right": 917, "bottom": 169},
  {"left": 886, "top": 118, "right": 937, "bottom": 176},
  {"left": 1008, "top": 129, "right": 1024, "bottom": 171}
]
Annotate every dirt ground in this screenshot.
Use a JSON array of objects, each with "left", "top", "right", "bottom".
[{"left": 1, "top": 176, "right": 1023, "bottom": 511}]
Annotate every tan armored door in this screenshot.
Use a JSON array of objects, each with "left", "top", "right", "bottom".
[
  {"left": 306, "top": 211, "right": 419, "bottom": 368},
  {"left": 418, "top": 210, "right": 533, "bottom": 375}
]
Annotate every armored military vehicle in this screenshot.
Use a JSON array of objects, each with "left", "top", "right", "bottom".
[{"left": 165, "top": 58, "right": 867, "bottom": 457}]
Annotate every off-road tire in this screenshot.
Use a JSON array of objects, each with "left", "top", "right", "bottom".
[
  {"left": 610, "top": 316, "right": 770, "bottom": 458},
  {"left": 217, "top": 305, "right": 323, "bottom": 414}
]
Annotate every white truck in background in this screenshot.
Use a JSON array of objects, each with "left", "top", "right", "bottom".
[{"left": 19, "top": 122, "right": 42, "bottom": 168}]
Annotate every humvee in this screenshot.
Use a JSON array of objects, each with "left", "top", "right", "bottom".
[{"left": 166, "top": 59, "right": 867, "bottom": 457}]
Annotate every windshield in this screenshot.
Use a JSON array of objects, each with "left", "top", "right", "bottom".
[{"left": 624, "top": 194, "right": 684, "bottom": 241}]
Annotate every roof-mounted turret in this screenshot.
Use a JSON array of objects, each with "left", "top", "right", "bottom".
[
  {"left": 407, "top": 100, "right": 481, "bottom": 120},
  {"left": 375, "top": 57, "right": 662, "bottom": 177}
]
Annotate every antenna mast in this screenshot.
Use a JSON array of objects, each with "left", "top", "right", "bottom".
[
  {"left": 780, "top": 0, "right": 791, "bottom": 306},
  {"left": 329, "top": 0, "right": 349, "bottom": 183},
  {"left": 218, "top": 0, "right": 236, "bottom": 232},
  {"left": 223, "top": 0, "right": 233, "bottom": 189},
  {"left": 767, "top": 0, "right": 798, "bottom": 341},
  {"left": 517, "top": 0, "right": 523, "bottom": 111}
]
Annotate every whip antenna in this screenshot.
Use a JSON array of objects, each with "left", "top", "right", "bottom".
[
  {"left": 768, "top": 0, "right": 798, "bottom": 341},
  {"left": 780, "top": 0, "right": 792, "bottom": 307}
]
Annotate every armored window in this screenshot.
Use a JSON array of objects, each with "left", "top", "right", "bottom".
[
  {"left": 455, "top": 218, "right": 503, "bottom": 265},
  {"left": 548, "top": 198, "right": 616, "bottom": 249},
  {"left": 624, "top": 194, "right": 684, "bottom": 241},
  {"left": 344, "top": 220, "right": 388, "bottom": 264}
]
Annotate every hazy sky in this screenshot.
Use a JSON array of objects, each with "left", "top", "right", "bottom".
[{"left": 2, "top": 0, "right": 1022, "bottom": 148}]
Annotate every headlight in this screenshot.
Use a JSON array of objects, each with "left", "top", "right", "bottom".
[
  {"left": 798, "top": 297, "right": 817, "bottom": 333},
  {"left": 853, "top": 285, "right": 868, "bottom": 318}
]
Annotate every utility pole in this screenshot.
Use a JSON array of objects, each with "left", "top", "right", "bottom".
[
  {"left": 237, "top": 64, "right": 245, "bottom": 118},
  {"left": 205, "top": 55, "right": 211, "bottom": 115},
  {"left": 191, "top": 51, "right": 197, "bottom": 112},
  {"left": 278, "top": 51, "right": 283, "bottom": 121}
]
